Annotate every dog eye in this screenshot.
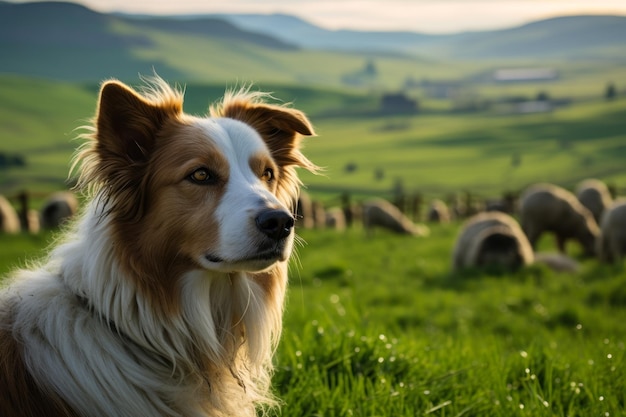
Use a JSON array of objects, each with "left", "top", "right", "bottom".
[
  {"left": 261, "top": 168, "right": 274, "bottom": 182},
  {"left": 188, "top": 168, "right": 217, "bottom": 185}
]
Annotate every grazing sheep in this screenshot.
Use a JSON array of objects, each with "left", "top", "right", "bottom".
[
  {"left": 40, "top": 191, "right": 79, "bottom": 229},
  {"left": 427, "top": 199, "right": 451, "bottom": 223},
  {"left": 362, "top": 198, "right": 429, "bottom": 236},
  {"left": 519, "top": 183, "right": 599, "bottom": 256},
  {"left": 0, "top": 195, "right": 20, "bottom": 234},
  {"left": 452, "top": 211, "right": 534, "bottom": 271},
  {"left": 533, "top": 252, "right": 580, "bottom": 273},
  {"left": 576, "top": 178, "right": 612, "bottom": 224},
  {"left": 325, "top": 207, "right": 347, "bottom": 231},
  {"left": 597, "top": 199, "right": 626, "bottom": 263}
]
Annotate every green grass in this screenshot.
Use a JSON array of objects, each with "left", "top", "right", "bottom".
[
  {"left": 298, "top": 97, "right": 626, "bottom": 199},
  {"left": 2, "top": 75, "right": 625, "bottom": 201},
  {"left": 1, "top": 224, "right": 624, "bottom": 416},
  {"left": 271, "top": 227, "right": 625, "bottom": 416}
]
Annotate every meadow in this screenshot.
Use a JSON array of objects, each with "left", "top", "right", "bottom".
[
  {"left": 1, "top": 223, "right": 624, "bottom": 416},
  {"left": 2, "top": 73, "right": 626, "bottom": 201},
  {"left": 1, "top": 67, "right": 625, "bottom": 416}
]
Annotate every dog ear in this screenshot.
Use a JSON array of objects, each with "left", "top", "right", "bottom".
[
  {"left": 220, "top": 101, "right": 316, "bottom": 170},
  {"left": 84, "top": 79, "right": 182, "bottom": 222},
  {"left": 96, "top": 81, "right": 181, "bottom": 165}
]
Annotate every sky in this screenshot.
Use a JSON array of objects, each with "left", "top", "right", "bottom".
[{"left": 8, "top": 0, "right": 626, "bottom": 33}]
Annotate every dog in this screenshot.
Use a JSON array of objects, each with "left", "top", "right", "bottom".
[{"left": 0, "top": 76, "right": 317, "bottom": 416}]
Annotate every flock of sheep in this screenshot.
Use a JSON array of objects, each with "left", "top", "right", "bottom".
[
  {"left": 0, "top": 191, "right": 78, "bottom": 234},
  {"left": 1, "top": 179, "right": 624, "bottom": 273},
  {"left": 297, "top": 178, "right": 625, "bottom": 273},
  {"left": 453, "top": 179, "right": 625, "bottom": 272}
]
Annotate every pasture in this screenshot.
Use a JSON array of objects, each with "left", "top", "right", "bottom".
[
  {"left": 1, "top": 75, "right": 626, "bottom": 200},
  {"left": 0, "top": 224, "right": 624, "bottom": 416},
  {"left": 1, "top": 72, "right": 625, "bottom": 416}
]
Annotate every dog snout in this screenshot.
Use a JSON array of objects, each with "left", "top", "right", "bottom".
[{"left": 255, "top": 209, "right": 294, "bottom": 240}]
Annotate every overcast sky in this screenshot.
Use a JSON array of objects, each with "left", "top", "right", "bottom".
[{"left": 8, "top": 0, "right": 626, "bottom": 33}]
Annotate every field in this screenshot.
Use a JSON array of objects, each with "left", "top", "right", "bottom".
[
  {"left": 2, "top": 73, "right": 626, "bottom": 202},
  {"left": 1, "top": 60, "right": 625, "bottom": 416},
  {"left": 1, "top": 224, "right": 624, "bottom": 416}
]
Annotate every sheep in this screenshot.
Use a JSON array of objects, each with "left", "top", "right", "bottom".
[
  {"left": 576, "top": 178, "right": 612, "bottom": 224},
  {"left": 0, "top": 195, "right": 20, "bottom": 234},
  {"left": 40, "top": 191, "right": 79, "bottom": 229},
  {"left": 452, "top": 211, "right": 534, "bottom": 271},
  {"left": 596, "top": 198, "right": 626, "bottom": 263},
  {"left": 325, "top": 207, "right": 346, "bottom": 231},
  {"left": 533, "top": 252, "right": 580, "bottom": 273},
  {"left": 362, "top": 198, "right": 429, "bottom": 236},
  {"left": 427, "top": 199, "right": 451, "bottom": 223},
  {"left": 519, "top": 183, "right": 599, "bottom": 256}
]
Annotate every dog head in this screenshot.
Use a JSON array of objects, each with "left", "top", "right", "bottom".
[{"left": 76, "top": 77, "right": 317, "bottom": 300}]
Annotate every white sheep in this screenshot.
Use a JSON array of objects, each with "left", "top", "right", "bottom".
[
  {"left": 576, "top": 178, "right": 612, "bottom": 224},
  {"left": 427, "top": 199, "right": 451, "bottom": 223},
  {"left": 40, "top": 191, "right": 79, "bottom": 229},
  {"left": 597, "top": 198, "right": 626, "bottom": 263},
  {"left": 362, "top": 198, "right": 428, "bottom": 236},
  {"left": 452, "top": 211, "right": 534, "bottom": 271},
  {"left": 0, "top": 195, "right": 20, "bottom": 234},
  {"left": 519, "top": 183, "right": 599, "bottom": 256},
  {"left": 325, "top": 207, "right": 347, "bottom": 231}
]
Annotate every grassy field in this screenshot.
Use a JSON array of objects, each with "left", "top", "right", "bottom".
[
  {"left": 299, "top": 97, "right": 626, "bottom": 200},
  {"left": 1, "top": 74, "right": 625, "bottom": 204},
  {"left": 0, "top": 224, "right": 624, "bottom": 416},
  {"left": 2, "top": 14, "right": 625, "bottom": 414}
]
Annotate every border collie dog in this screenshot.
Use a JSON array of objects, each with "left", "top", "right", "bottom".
[{"left": 0, "top": 76, "right": 317, "bottom": 417}]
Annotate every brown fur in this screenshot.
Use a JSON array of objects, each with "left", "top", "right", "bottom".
[{"left": 1, "top": 77, "right": 317, "bottom": 416}]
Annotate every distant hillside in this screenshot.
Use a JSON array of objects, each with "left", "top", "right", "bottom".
[
  {"left": 1, "top": 1, "right": 625, "bottom": 84},
  {"left": 438, "top": 15, "right": 626, "bottom": 59},
  {"left": 210, "top": 13, "right": 443, "bottom": 54},
  {"left": 0, "top": 1, "right": 297, "bottom": 81},
  {"left": 216, "top": 13, "right": 626, "bottom": 60}
]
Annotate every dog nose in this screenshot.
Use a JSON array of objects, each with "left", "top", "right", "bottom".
[{"left": 255, "top": 209, "right": 294, "bottom": 240}]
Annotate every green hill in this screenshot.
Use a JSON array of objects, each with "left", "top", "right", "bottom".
[
  {"left": 216, "top": 13, "right": 626, "bottom": 60},
  {"left": 1, "top": 75, "right": 625, "bottom": 201},
  {"left": 2, "top": 2, "right": 626, "bottom": 85}
]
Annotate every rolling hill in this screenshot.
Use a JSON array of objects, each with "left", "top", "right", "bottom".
[
  {"left": 1, "top": 1, "right": 626, "bottom": 84},
  {"left": 212, "top": 13, "right": 626, "bottom": 60}
]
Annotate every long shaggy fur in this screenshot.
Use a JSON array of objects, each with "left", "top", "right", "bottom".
[{"left": 0, "top": 76, "right": 317, "bottom": 417}]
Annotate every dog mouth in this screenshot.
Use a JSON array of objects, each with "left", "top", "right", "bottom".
[
  {"left": 204, "top": 245, "right": 287, "bottom": 271},
  {"left": 205, "top": 250, "right": 281, "bottom": 263}
]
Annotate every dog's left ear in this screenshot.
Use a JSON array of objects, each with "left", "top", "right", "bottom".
[{"left": 220, "top": 101, "right": 317, "bottom": 171}]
